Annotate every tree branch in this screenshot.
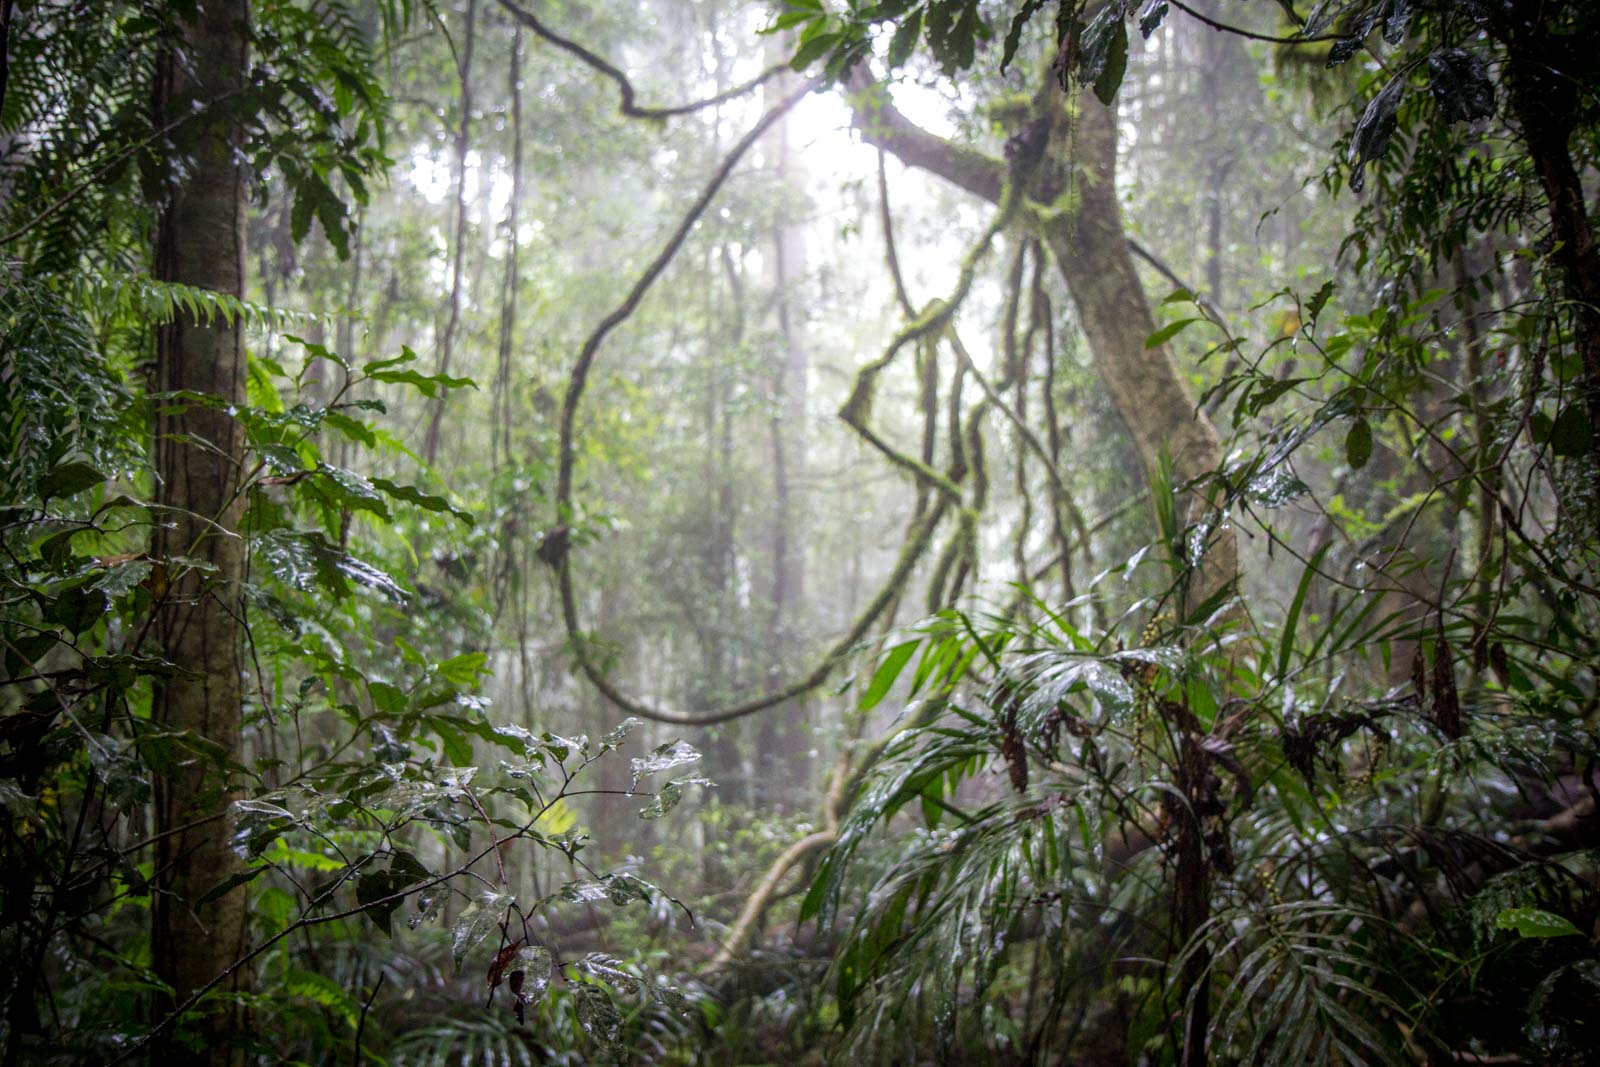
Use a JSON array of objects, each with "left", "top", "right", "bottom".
[{"left": 496, "top": 0, "right": 786, "bottom": 120}]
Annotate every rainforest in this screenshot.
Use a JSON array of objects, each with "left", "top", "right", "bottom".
[{"left": 1, "top": 0, "right": 1598, "bottom": 1063}]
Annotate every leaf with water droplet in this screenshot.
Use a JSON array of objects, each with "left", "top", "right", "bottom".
[
  {"left": 630, "top": 740, "right": 701, "bottom": 786},
  {"left": 572, "top": 984, "right": 623, "bottom": 1049},
  {"left": 639, "top": 774, "right": 714, "bottom": 819},
  {"left": 1244, "top": 467, "right": 1310, "bottom": 508}
]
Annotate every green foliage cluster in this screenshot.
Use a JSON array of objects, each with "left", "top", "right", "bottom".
[{"left": 3, "top": 0, "right": 1599, "bottom": 1064}]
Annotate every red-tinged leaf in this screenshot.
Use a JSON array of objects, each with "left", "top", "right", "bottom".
[{"left": 487, "top": 937, "right": 523, "bottom": 991}]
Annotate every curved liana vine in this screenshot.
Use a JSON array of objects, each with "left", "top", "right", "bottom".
[{"left": 545, "top": 69, "right": 1064, "bottom": 726}]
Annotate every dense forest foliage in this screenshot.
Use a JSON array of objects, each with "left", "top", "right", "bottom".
[{"left": 1, "top": 0, "right": 1598, "bottom": 1063}]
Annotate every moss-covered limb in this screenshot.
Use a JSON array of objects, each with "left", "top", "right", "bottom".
[
  {"left": 914, "top": 339, "right": 940, "bottom": 520},
  {"left": 710, "top": 676, "right": 958, "bottom": 969},
  {"left": 947, "top": 354, "right": 969, "bottom": 483},
  {"left": 925, "top": 522, "right": 963, "bottom": 614},
  {"left": 1031, "top": 245, "right": 1086, "bottom": 604},
  {"left": 709, "top": 829, "right": 838, "bottom": 967},
  {"left": 845, "top": 66, "right": 1006, "bottom": 204},
  {"left": 877, "top": 148, "right": 916, "bottom": 318},
  {"left": 854, "top": 65, "right": 1238, "bottom": 611},
  {"left": 548, "top": 77, "right": 946, "bottom": 729},
  {"left": 1001, "top": 238, "right": 1029, "bottom": 384},
  {"left": 1011, "top": 254, "right": 1035, "bottom": 589},
  {"left": 838, "top": 167, "right": 1027, "bottom": 507}
]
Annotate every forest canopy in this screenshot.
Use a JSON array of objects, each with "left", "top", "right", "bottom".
[{"left": 1, "top": 0, "right": 1598, "bottom": 1064}]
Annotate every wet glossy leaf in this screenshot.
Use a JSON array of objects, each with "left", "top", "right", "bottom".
[
  {"left": 572, "top": 983, "right": 623, "bottom": 1049},
  {"left": 630, "top": 739, "right": 701, "bottom": 785},
  {"left": 1428, "top": 48, "right": 1495, "bottom": 124},
  {"left": 1495, "top": 907, "right": 1581, "bottom": 939},
  {"left": 1138, "top": 0, "right": 1168, "bottom": 38},
  {"left": 1348, "top": 75, "right": 1404, "bottom": 192}
]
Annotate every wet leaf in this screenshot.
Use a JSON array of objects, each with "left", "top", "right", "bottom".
[
  {"left": 630, "top": 739, "right": 701, "bottom": 785},
  {"left": 1495, "top": 907, "right": 1581, "bottom": 939},
  {"left": 572, "top": 983, "right": 623, "bottom": 1049},
  {"left": 1348, "top": 75, "right": 1404, "bottom": 192},
  {"left": 451, "top": 904, "right": 501, "bottom": 971},
  {"left": 1428, "top": 48, "right": 1495, "bottom": 124}
]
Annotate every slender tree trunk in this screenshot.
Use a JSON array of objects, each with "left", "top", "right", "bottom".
[
  {"left": 423, "top": 0, "right": 478, "bottom": 465},
  {"left": 757, "top": 58, "right": 812, "bottom": 805},
  {"left": 492, "top": 26, "right": 525, "bottom": 478},
  {"left": 149, "top": 1, "right": 251, "bottom": 1059}
]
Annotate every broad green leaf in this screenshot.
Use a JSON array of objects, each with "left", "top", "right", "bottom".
[
  {"left": 37, "top": 461, "right": 106, "bottom": 500},
  {"left": 1495, "top": 907, "right": 1582, "bottom": 939},
  {"left": 436, "top": 651, "right": 488, "bottom": 686}
]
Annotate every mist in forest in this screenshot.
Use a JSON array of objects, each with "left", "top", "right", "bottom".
[{"left": 2, "top": 0, "right": 1598, "bottom": 1063}]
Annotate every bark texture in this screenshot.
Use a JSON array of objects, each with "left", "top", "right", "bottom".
[{"left": 150, "top": 1, "right": 251, "bottom": 1058}]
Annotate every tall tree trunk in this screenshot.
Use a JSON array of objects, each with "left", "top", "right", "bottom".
[
  {"left": 149, "top": 1, "right": 251, "bottom": 1058},
  {"left": 757, "top": 58, "right": 812, "bottom": 806}
]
